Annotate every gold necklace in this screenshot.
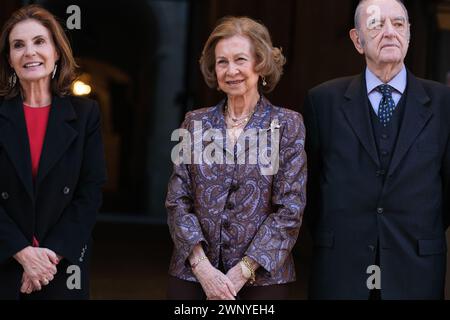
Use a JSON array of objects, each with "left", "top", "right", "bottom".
[
  {"left": 226, "top": 116, "right": 249, "bottom": 128},
  {"left": 224, "top": 105, "right": 255, "bottom": 128}
]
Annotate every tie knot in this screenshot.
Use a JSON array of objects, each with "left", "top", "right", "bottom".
[{"left": 377, "top": 84, "right": 393, "bottom": 97}]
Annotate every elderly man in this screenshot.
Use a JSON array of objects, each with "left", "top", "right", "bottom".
[{"left": 304, "top": 0, "right": 450, "bottom": 299}]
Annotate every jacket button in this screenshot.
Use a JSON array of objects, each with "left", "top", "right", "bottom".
[
  {"left": 381, "top": 134, "right": 389, "bottom": 140},
  {"left": 226, "top": 202, "right": 234, "bottom": 210},
  {"left": 223, "top": 220, "right": 231, "bottom": 230},
  {"left": 368, "top": 245, "right": 376, "bottom": 252},
  {"left": 230, "top": 184, "right": 239, "bottom": 192},
  {"left": 377, "top": 208, "right": 384, "bottom": 214},
  {"left": 381, "top": 150, "right": 389, "bottom": 157},
  {"left": 376, "top": 169, "right": 386, "bottom": 177},
  {"left": 1, "top": 192, "right": 9, "bottom": 200},
  {"left": 63, "top": 187, "right": 70, "bottom": 195}
]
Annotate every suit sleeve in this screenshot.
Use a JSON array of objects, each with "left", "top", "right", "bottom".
[
  {"left": 166, "top": 112, "right": 208, "bottom": 266},
  {"left": 0, "top": 205, "right": 29, "bottom": 263},
  {"left": 41, "top": 101, "right": 107, "bottom": 264},
  {"left": 303, "top": 92, "right": 322, "bottom": 232},
  {"left": 443, "top": 101, "right": 450, "bottom": 230},
  {"left": 245, "top": 112, "right": 307, "bottom": 276}
]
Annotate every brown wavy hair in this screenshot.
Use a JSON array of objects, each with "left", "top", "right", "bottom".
[
  {"left": 0, "top": 4, "right": 78, "bottom": 98},
  {"left": 199, "top": 16, "right": 286, "bottom": 93}
]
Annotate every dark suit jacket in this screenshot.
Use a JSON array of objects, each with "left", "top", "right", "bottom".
[
  {"left": 304, "top": 70, "right": 450, "bottom": 299},
  {"left": 0, "top": 95, "right": 107, "bottom": 299},
  {"left": 166, "top": 96, "right": 307, "bottom": 286}
]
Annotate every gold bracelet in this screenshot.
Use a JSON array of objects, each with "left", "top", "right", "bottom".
[
  {"left": 241, "top": 256, "right": 256, "bottom": 284},
  {"left": 191, "top": 256, "right": 208, "bottom": 270}
]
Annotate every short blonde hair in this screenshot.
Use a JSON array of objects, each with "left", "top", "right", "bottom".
[{"left": 199, "top": 16, "right": 285, "bottom": 93}]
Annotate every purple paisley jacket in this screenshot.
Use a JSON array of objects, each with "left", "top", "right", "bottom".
[{"left": 166, "top": 96, "right": 307, "bottom": 286}]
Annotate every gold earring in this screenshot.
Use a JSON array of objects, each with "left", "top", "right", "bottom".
[{"left": 262, "top": 76, "right": 267, "bottom": 87}]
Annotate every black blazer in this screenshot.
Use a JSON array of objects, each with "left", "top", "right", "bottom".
[
  {"left": 304, "top": 70, "right": 450, "bottom": 299},
  {"left": 0, "top": 95, "right": 107, "bottom": 299}
]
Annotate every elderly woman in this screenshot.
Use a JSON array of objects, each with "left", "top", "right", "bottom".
[
  {"left": 0, "top": 5, "right": 106, "bottom": 299},
  {"left": 166, "top": 16, "right": 306, "bottom": 300}
]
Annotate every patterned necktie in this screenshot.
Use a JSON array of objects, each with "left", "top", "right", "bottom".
[{"left": 377, "top": 84, "right": 396, "bottom": 127}]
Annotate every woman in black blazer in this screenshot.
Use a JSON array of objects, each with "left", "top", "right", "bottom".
[{"left": 0, "top": 5, "right": 106, "bottom": 299}]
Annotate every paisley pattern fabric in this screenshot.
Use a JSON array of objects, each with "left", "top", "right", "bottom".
[{"left": 166, "top": 96, "right": 307, "bottom": 286}]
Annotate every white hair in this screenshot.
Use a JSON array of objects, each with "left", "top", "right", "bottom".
[{"left": 354, "top": 0, "right": 409, "bottom": 30}]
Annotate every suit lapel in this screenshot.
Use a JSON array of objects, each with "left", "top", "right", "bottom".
[
  {"left": 387, "top": 71, "right": 432, "bottom": 176},
  {"left": 0, "top": 96, "right": 34, "bottom": 199},
  {"left": 35, "top": 96, "right": 78, "bottom": 187},
  {"left": 340, "top": 73, "right": 380, "bottom": 167}
]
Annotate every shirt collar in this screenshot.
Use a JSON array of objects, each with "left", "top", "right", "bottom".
[{"left": 366, "top": 64, "right": 407, "bottom": 94}]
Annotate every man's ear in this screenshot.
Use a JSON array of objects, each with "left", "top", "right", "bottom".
[{"left": 349, "top": 28, "right": 364, "bottom": 55}]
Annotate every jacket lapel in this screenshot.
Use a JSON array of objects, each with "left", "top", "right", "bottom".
[
  {"left": 0, "top": 96, "right": 34, "bottom": 199},
  {"left": 235, "top": 96, "right": 272, "bottom": 160},
  {"left": 208, "top": 100, "right": 234, "bottom": 158},
  {"left": 387, "top": 71, "right": 432, "bottom": 176},
  {"left": 340, "top": 73, "right": 380, "bottom": 167},
  {"left": 35, "top": 96, "right": 78, "bottom": 187},
  {"left": 207, "top": 97, "right": 272, "bottom": 162}
]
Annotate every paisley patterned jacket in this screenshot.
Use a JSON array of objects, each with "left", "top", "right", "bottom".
[{"left": 166, "top": 96, "right": 307, "bottom": 286}]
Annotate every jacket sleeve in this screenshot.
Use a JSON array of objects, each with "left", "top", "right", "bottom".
[
  {"left": 166, "top": 112, "right": 208, "bottom": 266},
  {"left": 0, "top": 205, "right": 29, "bottom": 263},
  {"left": 41, "top": 101, "right": 107, "bottom": 264},
  {"left": 443, "top": 109, "right": 450, "bottom": 230},
  {"left": 245, "top": 111, "right": 307, "bottom": 275},
  {"left": 0, "top": 97, "right": 28, "bottom": 263},
  {"left": 303, "top": 92, "right": 322, "bottom": 232}
]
